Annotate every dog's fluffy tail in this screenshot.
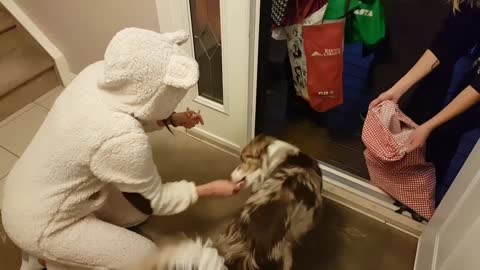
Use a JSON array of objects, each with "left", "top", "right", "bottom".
[{"left": 126, "top": 237, "right": 228, "bottom": 270}]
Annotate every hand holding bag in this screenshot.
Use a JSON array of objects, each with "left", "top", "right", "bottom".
[{"left": 362, "top": 101, "right": 436, "bottom": 219}]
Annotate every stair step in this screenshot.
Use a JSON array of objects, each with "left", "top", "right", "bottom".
[
  {"left": 0, "top": 27, "right": 54, "bottom": 97},
  {"left": 0, "top": 68, "right": 60, "bottom": 121},
  {"left": 0, "top": 4, "right": 16, "bottom": 33},
  {"left": 0, "top": 25, "right": 21, "bottom": 55}
]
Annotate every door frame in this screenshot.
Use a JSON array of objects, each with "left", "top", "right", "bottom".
[
  {"left": 247, "top": 0, "right": 261, "bottom": 142},
  {"left": 155, "top": 0, "right": 254, "bottom": 155},
  {"left": 414, "top": 140, "right": 480, "bottom": 269}
]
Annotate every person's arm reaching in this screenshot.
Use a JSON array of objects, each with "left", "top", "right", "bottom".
[
  {"left": 370, "top": 50, "right": 440, "bottom": 108},
  {"left": 141, "top": 110, "right": 204, "bottom": 133},
  {"left": 90, "top": 132, "right": 240, "bottom": 215},
  {"left": 391, "top": 50, "right": 441, "bottom": 95},
  {"left": 370, "top": 8, "right": 476, "bottom": 108},
  {"left": 406, "top": 85, "right": 480, "bottom": 152},
  {"left": 90, "top": 133, "right": 197, "bottom": 215}
]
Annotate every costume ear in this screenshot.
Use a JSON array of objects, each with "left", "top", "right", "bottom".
[
  {"left": 164, "top": 54, "right": 199, "bottom": 89},
  {"left": 164, "top": 30, "right": 189, "bottom": 45}
]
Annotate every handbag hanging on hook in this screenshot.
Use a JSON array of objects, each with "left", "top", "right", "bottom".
[
  {"left": 286, "top": 0, "right": 349, "bottom": 112},
  {"left": 324, "top": 0, "right": 386, "bottom": 48}
]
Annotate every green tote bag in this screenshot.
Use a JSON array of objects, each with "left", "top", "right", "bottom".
[{"left": 324, "top": 0, "right": 386, "bottom": 48}]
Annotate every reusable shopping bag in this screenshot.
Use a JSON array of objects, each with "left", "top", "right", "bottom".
[
  {"left": 285, "top": 0, "right": 347, "bottom": 112},
  {"left": 362, "top": 101, "right": 436, "bottom": 219},
  {"left": 324, "top": 0, "right": 385, "bottom": 48}
]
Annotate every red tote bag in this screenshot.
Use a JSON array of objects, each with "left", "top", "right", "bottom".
[
  {"left": 303, "top": 20, "right": 345, "bottom": 112},
  {"left": 362, "top": 101, "right": 436, "bottom": 219}
]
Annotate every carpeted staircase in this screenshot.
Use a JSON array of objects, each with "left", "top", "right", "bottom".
[{"left": 0, "top": 3, "right": 60, "bottom": 121}]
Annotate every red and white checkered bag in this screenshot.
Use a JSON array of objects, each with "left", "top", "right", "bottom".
[{"left": 362, "top": 101, "right": 436, "bottom": 219}]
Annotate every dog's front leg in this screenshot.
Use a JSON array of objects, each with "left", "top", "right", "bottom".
[{"left": 282, "top": 246, "right": 293, "bottom": 270}]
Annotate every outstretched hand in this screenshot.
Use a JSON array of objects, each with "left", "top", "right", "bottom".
[
  {"left": 172, "top": 108, "right": 204, "bottom": 129},
  {"left": 405, "top": 124, "right": 433, "bottom": 153},
  {"left": 369, "top": 89, "right": 402, "bottom": 109},
  {"left": 196, "top": 180, "right": 244, "bottom": 198}
]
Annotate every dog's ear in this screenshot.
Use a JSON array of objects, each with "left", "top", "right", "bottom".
[
  {"left": 253, "top": 134, "right": 267, "bottom": 142},
  {"left": 262, "top": 140, "right": 298, "bottom": 175},
  {"left": 244, "top": 134, "right": 272, "bottom": 158},
  {"left": 267, "top": 140, "right": 298, "bottom": 164}
]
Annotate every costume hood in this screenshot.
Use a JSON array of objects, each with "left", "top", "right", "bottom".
[{"left": 98, "top": 28, "right": 199, "bottom": 121}]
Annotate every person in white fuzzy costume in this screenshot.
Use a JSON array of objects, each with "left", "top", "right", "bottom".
[{"left": 1, "top": 28, "right": 240, "bottom": 270}]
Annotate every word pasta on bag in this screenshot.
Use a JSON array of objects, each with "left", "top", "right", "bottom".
[{"left": 362, "top": 101, "right": 436, "bottom": 220}]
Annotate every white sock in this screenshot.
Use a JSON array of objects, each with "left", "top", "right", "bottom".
[{"left": 19, "top": 253, "right": 44, "bottom": 270}]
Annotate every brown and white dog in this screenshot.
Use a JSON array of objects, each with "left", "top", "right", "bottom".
[
  {"left": 214, "top": 135, "right": 323, "bottom": 270},
  {"left": 128, "top": 135, "right": 322, "bottom": 270}
]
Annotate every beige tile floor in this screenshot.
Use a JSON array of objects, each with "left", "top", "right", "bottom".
[
  {"left": 0, "top": 86, "right": 417, "bottom": 269},
  {"left": 0, "top": 87, "right": 63, "bottom": 268},
  {"left": 0, "top": 86, "right": 63, "bottom": 200}
]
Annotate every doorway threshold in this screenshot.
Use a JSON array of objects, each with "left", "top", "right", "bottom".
[{"left": 319, "top": 161, "right": 426, "bottom": 237}]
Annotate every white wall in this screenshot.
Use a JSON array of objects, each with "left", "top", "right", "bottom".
[
  {"left": 14, "top": 0, "right": 160, "bottom": 73},
  {"left": 415, "top": 141, "right": 480, "bottom": 270}
]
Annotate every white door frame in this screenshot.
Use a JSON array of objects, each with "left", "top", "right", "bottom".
[
  {"left": 155, "top": 0, "right": 256, "bottom": 155},
  {"left": 414, "top": 140, "right": 480, "bottom": 270},
  {"left": 247, "top": 0, "right": 261, "bottom": 142}
]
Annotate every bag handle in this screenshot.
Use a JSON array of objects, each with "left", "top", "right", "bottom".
[{"left": 344, "top": 0, "right": 352, "bottom": 16}]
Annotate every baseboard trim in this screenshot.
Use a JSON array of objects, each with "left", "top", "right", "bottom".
[
  {"left": 321, "top": 167, "right": 425, "bottom": 237},
  {"left": 1, "top": 0, "right": 74, "bottom": 86},
  {"left": 313, "top": 159, "right": 426, "bottom": 236},
  {"left": 183, "top": 127, "right": 241, "bottom": 157},
  {"left": 53, "top": 65, "right": 75, "bottom": 86}
]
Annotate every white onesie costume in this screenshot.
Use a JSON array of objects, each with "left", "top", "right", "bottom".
[{"left": 2, "top": 28, "right": 226, "bottom": 270}]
